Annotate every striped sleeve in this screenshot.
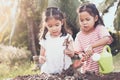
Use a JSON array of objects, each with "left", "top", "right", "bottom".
[
  {"left": 74, "top": 32, "right": 83, "bottom": 52},
  {"left": 97, "top": 25, "right": 113, "bottom": 44}
]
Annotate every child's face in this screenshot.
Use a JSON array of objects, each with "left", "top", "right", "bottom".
[
  {"left": 79, "top": 11, "right": 98, "bottom": 34},
  {"left": 46, "top": 17, "right": 63, "bottom": 37}
]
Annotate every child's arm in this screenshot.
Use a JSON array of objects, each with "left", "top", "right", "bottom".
[
  {"left": 64, "top": 49, "right": 74, "bottom": 57},
  {"left": 85, "top": 25, "right": 113, "bottom": 55},
  {"left": 64, "top": 40, "right": 74, "bottom": 57},
  {"left": 63, "top": 35, "right": 75, "bottom": 57},
  {"left": 90, "top": 25, "right": 113, "bottom": 49},
  {"left": 85, "top": 36, "right": 112, "bottom": 56},
  {"left": 91, "top": 36, "right": 112, "bottom": 48},
  {"left": 39, "top": 46, "right": 46, "bottom": 64}
]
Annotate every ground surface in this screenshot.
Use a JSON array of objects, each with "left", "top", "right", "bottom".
[
  {"left": 13, "top": 72, "right": 120, "bottom": 80},
  {"left": 13, "top": 66, "right": 120, "bottom": 80}
]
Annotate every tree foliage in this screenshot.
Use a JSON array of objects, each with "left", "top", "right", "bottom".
[
  {"left": 1, "top": 0, "right": 120, "bottom": 55},
  {"left": 110, "top": 0, "right": 120, "bottom": 55},
  {"left": 12, "top": 0, "right": 48, "bottom": 55}
]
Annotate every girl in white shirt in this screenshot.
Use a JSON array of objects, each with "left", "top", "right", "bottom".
[{"left": 39, "top": 7, "right": 74, "bottom": 74}]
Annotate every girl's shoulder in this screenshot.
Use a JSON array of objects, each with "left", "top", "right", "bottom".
[
  {"left": 76, "top": 31, "right": 82, "bottom": 37},
  {"left": 95, "top": 25, "right": 105, "bottom": 31}
]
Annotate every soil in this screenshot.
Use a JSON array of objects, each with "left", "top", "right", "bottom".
[{"left": 13, "top": 65, "right": 120, "bottom": 80}]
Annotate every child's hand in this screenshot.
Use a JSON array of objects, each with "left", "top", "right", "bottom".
[
  {"left": 64, "top": 48, "right": 74, "bottom": 57},
  {"left": 63, "top": 36, "right": 74, "bottom": 57},
  {"left": 84, "top": 45, "right": 93, "bottom": 58},
  {"left": 39, "top": 56, "right": 46, "bottom": 64},
  {"left": 73, "top": 60, "right": 84, "bottom": 69}
]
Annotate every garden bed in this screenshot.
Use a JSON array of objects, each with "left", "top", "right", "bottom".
[
  {"left": 13, "top": 72, "right": 120, "bottom": 80},
  {"left": 13, "top": 66, "right": 120, "bottom": 80}
]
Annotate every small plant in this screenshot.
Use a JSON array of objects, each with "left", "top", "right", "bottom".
[
  {"left": 0, "top": 44, "right": 38, "bottom": 79},
  {"left": 0, "top": 44, "right": 31, "bottom": 68}
]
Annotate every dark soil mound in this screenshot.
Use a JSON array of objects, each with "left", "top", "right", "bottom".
[
  {"left": 13, "top": 72, "right": 120, "bottom": 80},
  {"left": 13, "top": 66, "right": 120, "bottom": 80}
]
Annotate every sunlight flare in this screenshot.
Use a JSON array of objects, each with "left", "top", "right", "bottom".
[{"left": 0, "top": 0, "right": 19, "bottom": 43}]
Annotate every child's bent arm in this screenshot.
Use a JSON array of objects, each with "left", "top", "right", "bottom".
[
  {"left": 40, "top": 46, "right": 45, "bottom": 56},
  {"left": 91, "top": 36, "right": 112, "bottom": 48},
  {"left": 64, "top": 49, "right": 74, "bottom": 57},
  {"left": 39, "top": 46, "right": 46, "bottom": 64}
]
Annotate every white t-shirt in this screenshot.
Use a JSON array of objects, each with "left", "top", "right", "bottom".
[{"left": 39, "top": 33, "right": 73, "bottom": 74}]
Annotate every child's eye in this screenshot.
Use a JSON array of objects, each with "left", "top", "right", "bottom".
[
  {"left": 55, "top": 24, "right": 60, "bottom": 27},
  {"left": 47, "top": 25, "right": 52, "bottom": 28},
  {"left": 86, "top": 18, "right": 90, "bottom": 21},
  {"left": 80, "top": 19, "right": 83, "bottom": 22}
]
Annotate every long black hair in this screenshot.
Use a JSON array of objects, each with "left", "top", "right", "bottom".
[
  {"left": 78, "top": 3, "right": 104, "bottom": 27},
  {"left": 39, "top": 7, "right": 68, "bottom": 40}
]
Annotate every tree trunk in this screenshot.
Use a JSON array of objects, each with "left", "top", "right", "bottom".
[{"left": 26, "top": 17, "right": 37, "bottom": 56}]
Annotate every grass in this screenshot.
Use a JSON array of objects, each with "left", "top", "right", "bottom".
[
  {"left": 0, "top": 62, "right": 40, "bottom": 80},
  {"left": 113, "top": 52, "right": 120, "bottom": 72},
  {"left": 0, "top": 44, "right": 33, "bottom": 80}
]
